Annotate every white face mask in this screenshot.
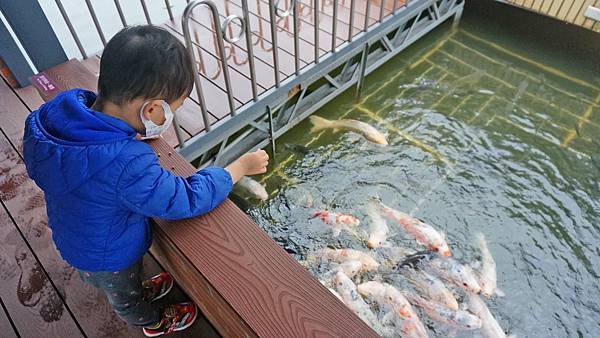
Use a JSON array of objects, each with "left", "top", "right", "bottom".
[{"left": 139, "top": 100, "right": 174, "bottom": 139}]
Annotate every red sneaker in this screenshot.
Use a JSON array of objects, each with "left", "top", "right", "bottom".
[
  {"left": 143, "top": 272, "right": 174, "bottom": 303},
  {"left": 143, "top": 302, "right": 198, "bottom": 337}
]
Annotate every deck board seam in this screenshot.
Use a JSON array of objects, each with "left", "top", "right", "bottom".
[
  {"left": 0, "top": 199, "right": 87, "bottom": 337},
  {"left": 0, "top": 297, "right": 19, "bottom": 338}
]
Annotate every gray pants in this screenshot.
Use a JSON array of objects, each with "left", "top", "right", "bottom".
[{"left": 78, "top": 260, "right": 161, "bottom": 326}]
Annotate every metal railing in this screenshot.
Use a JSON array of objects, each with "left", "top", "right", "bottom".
[
  {"left": 178, "top": 0, "right": 413, "bottom": 138},
  {"left": 51, "top": 0, "right": 181, "bottom": 59},
  {"left": 176, "top": 0, "right": 464, "bottom": 162},
  {"left": 45, "top": 0, "right": 464, "bottom": 162}
]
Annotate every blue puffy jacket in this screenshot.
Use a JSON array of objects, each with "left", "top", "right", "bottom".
[{"left": 23, "top": 89, "right": 232, "bottom": 272}]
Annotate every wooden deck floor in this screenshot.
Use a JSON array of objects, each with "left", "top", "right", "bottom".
[{"left": 0, "top": 72, "right": 219, "bottom": 337}]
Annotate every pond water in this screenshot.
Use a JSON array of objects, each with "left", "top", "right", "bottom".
[{"left": 235, "top": 11, "right": 600, "bottom": 338}]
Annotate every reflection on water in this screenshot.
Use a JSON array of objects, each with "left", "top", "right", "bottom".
[{"left": 238, "top": 13, "right": 599, "bottom": 338}]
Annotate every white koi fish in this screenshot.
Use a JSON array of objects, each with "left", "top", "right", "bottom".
[
  {"left": 374, "top": 200, "right": 451, "bottom": 256},
  {"left": 357, "top": 281, "right": 429, "bottom": 338},
  {"left": 467, "top": 293, "right": 513, "bottom": 338},
  {"left": 234, "top": 176, "right": 268, "bottom": 201},
  {"left": 310, "top": 248, "right": 380, "bottom": 272},
  {"left": 405, "top": 293, "right": 481, "bottom": 330},
  {"left": 309, "top": 115, "right": 389, "bottom": 145},
  {"left": 401, "top": 252, "right": 481, "bottom": 294},
  {"left": 366, "top": 201, "right": 389, "bottom": 248},
  {"left": 401, "top": 267, "right": 459, "bottom": 310},
  {"left": 476, "top": 233, "right": 504, "bottom": 298}
]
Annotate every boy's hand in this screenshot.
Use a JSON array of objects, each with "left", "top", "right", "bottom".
[
  {"left": 225, "top": 150, "right": 269, "bottom": 184},
  {"left": 240, "top": 150, "right": 269, "bottom": 175}
]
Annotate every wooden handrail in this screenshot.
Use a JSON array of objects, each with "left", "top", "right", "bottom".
[{"left": 31, "top": 59, "right": 377, "bottom": 338}]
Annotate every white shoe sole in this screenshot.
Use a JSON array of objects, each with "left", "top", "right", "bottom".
[
  {"left": 148, "top": 274, "right": 174, "bottom": 303},
  {"left": 143, "top": 307, "right": 198, "bottom": 337}
]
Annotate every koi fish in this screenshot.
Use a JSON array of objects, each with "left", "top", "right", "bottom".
[
  {"left": 234, "top": 176, "right": 268, "bottom": 201},
  {"left": 400, "top": 252, "right": 481, "bottom": 294},
  {"left": 476, "top": 233, "right": 504, "bottom": 298},
  {"left": 467, "top": 293, "right": 513, "bottom": 338},
  {"left": 405, "top": 293, "right": 481, "bottom": 330},
  {"left": 320, "top": 279, "right": 344, "bottom": 302},
  {"left": 313, "top": 210, "right": 360, "bottom": 237},
  {"left": 366, "top": 201, "right": 389, "bottom": 248},
  {"left": 334, "top": 271, "right": 382, "bottom": 331},
  {"left": 338, "top": 260, "right": 363, "bottom": 278},
  {"left": 401, "top": 267, "right": 459, "bottom": 310},
  {"left": 309, "top": 115, "right": 389, "bottom": 145},
  {"left": 374, "top": 200, "right": 451, "bottom": 256},
  {"left": 357, "top": 281, "right": 429, "bottom": 338},
  {"left": 309, "top": 248, "right": 380, "bottom": 271}
]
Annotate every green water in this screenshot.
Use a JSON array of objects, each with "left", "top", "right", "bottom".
[{"left": 240, "top": 14, "right": 600, "bottom": 338}]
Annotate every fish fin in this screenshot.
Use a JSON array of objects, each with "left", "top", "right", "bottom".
[
  {"left": 332, "top": 227, "right": 342, "bottom": 237},
  {"left": 309, "top": 115, "right": 332, "bottom": 133},
  {"left": 495, "top": 288, "right": 505, "bottom": 297},
  {"left": 475, "top": 232, "right": 486, "bottom": 246},
  {"left": 470, "top": 260, "right": 482, "bottom": 271}
]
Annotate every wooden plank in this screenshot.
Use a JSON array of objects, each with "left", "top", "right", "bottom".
[
  {"left": 0, "top": 299, "right": 18, "bottom": 338},
  {"left": 149, "top": 228, "right": 256, "bottom": 338},
  {"left": 148, "top": 139, "right": 378, "bottom": 338},
  {"left": 0, "top": 123, "right": 155, "bottom": 337},
  {"left": 0, "top": 202, "right": 83, "bottom": 337},
  {"left": 0, "top": 78, "right": 30, "bottom": 153}
]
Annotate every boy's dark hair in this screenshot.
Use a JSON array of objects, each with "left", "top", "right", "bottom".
[{"left": 97, "top": 25, "right": 194, "bottom": 105}]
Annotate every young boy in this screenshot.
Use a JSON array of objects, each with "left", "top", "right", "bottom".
[{"left": 22, "top": 25, "right": 268, "bottom": 336}]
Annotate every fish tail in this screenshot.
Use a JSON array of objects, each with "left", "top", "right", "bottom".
[
  {"left": 309, "top": 115, "right": 333, "bottom": 133},
  {"left": 475, "top": 232, "right": 486, "bottom": 249}
]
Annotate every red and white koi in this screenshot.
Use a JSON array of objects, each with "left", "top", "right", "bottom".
[
  {"left": 426, "top": 256, "right": 481, "bottom": 294},
  {"left": 313, "top": 210, "right": 360, "bottom": 237},
  {"left": 357, "top": 281, "right": 429, "bottom": 338},
  {"left": 310, "top": 248, "right": 380, "bottom": 271},
  {"left": 406, "top": 293, "right": 482, "bottom": 330},
  {"left": 374, "top": 200, "right": 451, "bottom": 256}
]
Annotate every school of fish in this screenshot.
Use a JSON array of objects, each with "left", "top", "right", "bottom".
[
  {"left": 307, "top": 198, "right": 513, "bottom": 338},
  {"left": 238, "top": 115, "right": 513, "bottom": 337}
]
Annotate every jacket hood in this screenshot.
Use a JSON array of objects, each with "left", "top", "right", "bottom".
[{"left": 23, "top": 89, "right": 137, "bottom": 195}]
